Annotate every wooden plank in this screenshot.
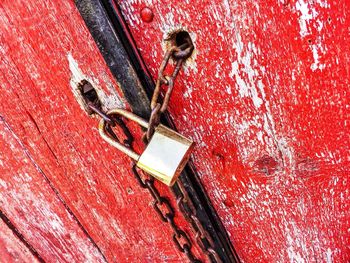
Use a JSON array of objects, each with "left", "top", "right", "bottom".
[
  {"left": 0, "top": 0, "right": 203, "bottom": 261},
  {"left": 0, "top": 118, "right": 106, "bottom": 262},
  {"left": 117, "top": 0, "right": 350, "bottom": 262},
  {"left": 0, "top": 218, "right": 39, "bottom": 263}
]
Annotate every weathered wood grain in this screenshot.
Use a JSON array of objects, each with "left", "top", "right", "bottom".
[
  {"left": 0, "top": 0, "right": 204, "bottom": 261},
  {"left": 118, "top": 0, "right": 350, "bottom": 262},
  {"left": 0, "top": 218, "right": 39, "bottom": 263},
  {"left": 0, "top": 118, "right": 106, "bottom": 262}
]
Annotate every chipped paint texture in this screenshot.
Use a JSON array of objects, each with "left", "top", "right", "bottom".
[
  {"left": 295, "top": 0, "right": 330, "bottom": 71},
  {"left": 0, "top": 219, "right": 39, "bottom": 263},
  {"left": 0, "top": 0, "right": 204, "bottom": 262},
  {"left": 68, "top": 53, "right": 124, "bottom": 115},
  {"left": 118, "top": 0, "right": 350, "bottom": 262},
  {"left": 0, "top": 119, "right": 105, "bottom": 262}
]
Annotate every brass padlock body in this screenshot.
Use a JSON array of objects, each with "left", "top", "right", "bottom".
[
  {"left": 137, "top": 124, "right": 194, "bottom": 186},
  {"left": 98, "top": 109, "right": 194, "bottom": 186}
]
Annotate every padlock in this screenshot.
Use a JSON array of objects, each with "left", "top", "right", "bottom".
[{"left": 98, "top": 108, "right": 194, "bottom": 186}]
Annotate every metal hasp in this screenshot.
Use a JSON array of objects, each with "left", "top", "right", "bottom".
[{"left": 98, "top": 109, "right": 194, "bottom": 186}]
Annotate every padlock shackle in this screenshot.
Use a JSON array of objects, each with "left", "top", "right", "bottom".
[{"left": 98, "top": 108, "right": 148, "bottom": 161}]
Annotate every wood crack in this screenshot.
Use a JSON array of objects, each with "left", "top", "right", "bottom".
[
  {"left": 0, "top": 116, "right": 108, "bottom": 263},
  {"left": 0, "top": 210, "right": 45, "bottom": 263}
]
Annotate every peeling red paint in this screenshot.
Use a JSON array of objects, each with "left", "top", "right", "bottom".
[
  {"left": 0, "top": 0, "right": 204, "bottom": 262},
  {"left": 118, "top": 0, "right": 350, "bottom": 261}
]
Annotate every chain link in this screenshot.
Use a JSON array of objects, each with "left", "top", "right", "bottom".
[
  {"left": 145, "top": 38, "right": 193, "bottom": 142},
  {"left": 176, "top": 180, "right": 223, "bottom": 263},
  {"left": 132, "top": 165, "right": 201, "bottom": 262}
]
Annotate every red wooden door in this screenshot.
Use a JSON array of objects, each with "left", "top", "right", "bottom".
[
  {"left": 0, "top": 0, "right": 205, "bottom": 262},
  {"left": 1, "top": 0, "right": 349, "bottom": 262},
  {"left": 116, "top": 0, "right": 350, "bottom": 262}
]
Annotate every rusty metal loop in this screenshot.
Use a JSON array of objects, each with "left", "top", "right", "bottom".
[
  {"left": 177, "top": 181, "right": 196, "bottom": 214},
  {"left": 145, "top": 103, "right": 161, "bottom": 142},
  {"left": 165, "top": 216, "right": 179, "bottom": 234},
  {"left": 146, "top": 39, "right": 193, "bottom": 140},
  {"left": 173, "top": 230, "right": 192, "bottom": 252},
  {"left": 93, "top": 108, "right": 136, "bottom": 148},
  {"left": 191, "top": 214, "right": 215, "bottom": 248},
  {"left": 175, "top": 180, "right": 221, "bottom": 262},
  {"left": 150, "top": 57, "right": 183, "bottom": 113},
  {"left": 150, "top": 46, "right": 177, "bottom": 110},
  {"left": 159, "top": 59, "right": 183, "bottom": 113},
  {"left": 88, "top": 103, "right": 115, "bottom": 126},
  {"left": 207, "top": 248, "right": 223, "bottom": 263},
  {"left": 145, "top": 180, "right": 162, "bottom": 204},
  {"left": 153, "top": 197, "right": 175, "bottom": 222},
  {"left": 132, "top": 164, "right": 148, "bottom": 188},
  {"left": 172, "top": 42, "right": 194, "bottom": 60},
  {"left": 111, "top": 115, "right": 134, "bottom": 147},
  {"left": 131, "top": 162, "right": 201, "bottom": 262},
  {"left": 184, "top": 246, "right": 202, "bottom": 263}
]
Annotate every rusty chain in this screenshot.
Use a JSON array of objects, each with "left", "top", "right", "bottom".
[
  {"left": 145, "top": 38, "right": 193, "bottom": 141},
  {"left": 143, "top": 36, "right": 222, "bottom": 262},
  {"left": 131, "top": 165, "right": 201, "bottom": 262},
  {"left": 84, "top": 36, "right": 222, "bottom": 262},
  {"left": 176, "top": 180, "right": 223, "bottom": 263}
]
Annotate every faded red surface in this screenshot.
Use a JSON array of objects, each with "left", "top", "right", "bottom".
[
  {"left": 118, "top": 0, "right": 350, "bottom": 262},
  {"left": 0, "top": 0, "right": 204, "bottom": 262},
  {"left": 0, "top": 219, "right": 39, "bottom": 263}
]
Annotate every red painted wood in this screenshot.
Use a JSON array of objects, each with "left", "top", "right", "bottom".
[
  {"left": 0, "top": 0, "right": 204, "bottom": 262},
  {"left": 117, "top": 0, "right": 350, "bottom": 262},
  {"left": 0, "top": 118, "right": 105, "bottom": 262},
  {"left": 0, "top": 219, "right": 39, "bottom": 263}
]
